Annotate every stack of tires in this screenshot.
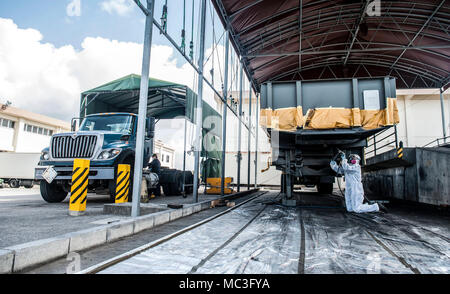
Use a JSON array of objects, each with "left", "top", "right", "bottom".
[{"left": 159, "top": 169, "right": 194, "bottom": 196}]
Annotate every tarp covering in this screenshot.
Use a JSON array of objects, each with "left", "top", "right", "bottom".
[
  {"left": 80, "top": 74, "right": 223, "bottom": 179},
  {"left": 81, "top": 74, "right": 198, "bottom": 122},
  {"left": 97, "top": 192, "right": 450, "bottom": 274},
  {"left": 260, "top": 98, "right": 399, "bottom": 131}
]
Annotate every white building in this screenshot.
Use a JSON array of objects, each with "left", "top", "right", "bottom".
[
  {"left": 0, "top": 104, "right": 71, "bottom": 153},
  {"left": 153, "top": 139, "right": 176, "bottom": 168},
  {"left": 367, "top": 88, "right": 450, "bottom": 155}
]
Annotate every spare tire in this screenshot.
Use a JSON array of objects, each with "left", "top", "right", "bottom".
[{"left": 162, "top": 183, "right": 172, "bottom": 196}]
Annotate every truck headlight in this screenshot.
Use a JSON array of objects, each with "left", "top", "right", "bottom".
[
  {"left": 41, "top": 151, "right": 50, "bottom": 161},
  {"left": 98, "top": 149, "right": 121, "bottom": 160}
]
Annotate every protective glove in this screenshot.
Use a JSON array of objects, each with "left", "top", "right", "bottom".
[
  {"left": 330, "top": 160, "right": 336, "bottom": 166},
  {"left": 340, "top": 153, "right": 346, "bottom": 160}
]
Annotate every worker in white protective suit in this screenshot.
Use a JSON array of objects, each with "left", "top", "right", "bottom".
[{"left": 330, "top": 153, "right": 380, "bottom": 213}]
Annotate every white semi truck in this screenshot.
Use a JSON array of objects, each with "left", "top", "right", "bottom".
[{"left": 0, "top": 152, "right": 41, "bottom": 188}]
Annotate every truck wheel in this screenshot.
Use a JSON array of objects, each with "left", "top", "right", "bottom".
[
  {"left": 317, "top": 183, "right": 333, "bottom": 195},
  {"left": 9, "top": 179, "right": 20, "bottom": 188},
  {"left": 162, "top": 184, "right": 172, "bottom": 196},
  {"left": 40, "top": 181, "right": 68, "bottom": 203}
]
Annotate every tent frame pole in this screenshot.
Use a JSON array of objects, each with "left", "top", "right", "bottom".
[
  {"left": 254, "top": 93, "right": 259, "bottom": 189},
  {"left": 182, "top": 116, "right": 187, "bottom": 194},
  {"left": 132, "top": 0, "right": 155, "bottom": 218},
  {"left": 440, "top": 87, "right": 447, "bottom": 142},
  {"left": 192, "top": 0, "right": 207, "bottom": 203},
  {"left": 236, "top": 63, "right": 243, "bottom": 192},
  {"left": 220, "top": 28, "right": 230, "bottom": 196},
  {"left": 247, "top": 88, "right": 252, "bottom": 190}
]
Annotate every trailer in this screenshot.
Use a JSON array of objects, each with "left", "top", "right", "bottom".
[
  {"left": 0, "top": 152, "right": 40, "bottom": 188},
  {"left": 259, "top": 77, "right": 399, "bottom": 197}
]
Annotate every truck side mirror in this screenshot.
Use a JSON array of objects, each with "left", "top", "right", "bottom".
[
  {"left": 71, "top": 118, "right": 78, "bottom": 132},
  {"left": 146, "top": 117, "right": 155, "bottom": 139}
]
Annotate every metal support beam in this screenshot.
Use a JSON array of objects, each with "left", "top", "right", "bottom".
[
  {"left": 343, "top": 1, "right": 369, "bottom": 66},
  {"left": 131, "top": 0, "right": 155, "bottom": 218},
  {"left": 390, "top": 0, "right": 445, "bottom": 70},
  {"left": 192, "top": 0, "right": 207, "bottom": 203},
  {"left": 236, "top": 63, "right": 244, "bottom": 192},
  {"left": 244, "top": 45, "right": 450, "bottom": 58},
  {"left": 247, "top": 88, "right": 252, "bottom": 190},
  {"left": 440, "top": 87, "right": 447, "bottom": 142},
  {"left": 254, "top": 94, "right": 259, "bottom": 189},
  {"left": 220, "top": 29, "right": 230, "bottom": 196},
  {"left": 182, "top": 116, "right": 187, "bottom": 194}
]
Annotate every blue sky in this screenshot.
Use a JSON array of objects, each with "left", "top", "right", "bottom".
[{"left": 0, "top": 0, "right": 205, "bottom": 55}]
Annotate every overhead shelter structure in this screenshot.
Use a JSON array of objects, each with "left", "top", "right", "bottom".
[
  {"left": 80, "top": 74, "right": 223, "bottom": 181},
  {"left": 212, "top": 0, "right": 450, "bottom": 90},
  {"left": 128, "top": 0, "right": 449, "bottom": 214},
  {"left": 212, "top": 0, "right": 450, "bottom": 144}
]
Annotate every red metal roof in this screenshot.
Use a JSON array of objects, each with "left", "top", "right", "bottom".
[{"left": 213, "top": 0, "right": 450, "bottom": 90}]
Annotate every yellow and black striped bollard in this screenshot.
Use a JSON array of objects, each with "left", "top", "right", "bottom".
[
  {"left": 397, "top": 146, "right": 403, "bottom": 159},
  {"left": 69, "top": 159, "right": 90, "bottom": 216},
  {"left": 115, "top": 164, "right": 130, "bottom": 203}
]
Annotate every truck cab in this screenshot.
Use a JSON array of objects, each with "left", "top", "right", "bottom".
[{"left": 35, "top": 113, "right": 155, "bottom": 203}]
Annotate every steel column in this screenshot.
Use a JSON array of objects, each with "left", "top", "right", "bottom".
[
  {"left": 192, "top": 0, "right": 207, "bottom": 203},
  {"left": 131, "top": 0, "right": 155, "bottom": 218},
  {"left": 247, "top": 88, "right": 252, "bottom": 190},
  {"left": 182, "top": 116, "right": 187, "bottom": 194},
  {"left": 254, "top": 93, "right": 259, "bottom": 189},
  {"left": 236, "top": 63, "right": 244, "bottom": 192},
  {"left": 220, "top": 29, "right": 230, "bottom": 196},
  {"left": 440, "top": 87, "right": 447, "bottom": 142}
]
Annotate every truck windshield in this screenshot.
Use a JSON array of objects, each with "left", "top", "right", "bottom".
[{"left": 80, "top": 115, "right": 134, "bottom": 134}]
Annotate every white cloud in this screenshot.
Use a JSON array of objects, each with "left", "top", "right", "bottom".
[
  {"left": 0, "top": 18, "right": 195, "bottom": 121},
  {"left": 66, "top": 0, "right": 82, "bottom": 17},
  {"left": 100, "top": 0, "right": 135, "bottom": 16}
]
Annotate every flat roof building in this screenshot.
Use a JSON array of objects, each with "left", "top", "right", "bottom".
[{"left": 0, "top": 104, "right": 71, "bottom": 153}]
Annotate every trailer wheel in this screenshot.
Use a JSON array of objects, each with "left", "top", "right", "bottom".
[
  {"left": 317, "top": 183, "right": 333, "bottom": 195},
  {"left": 9, "top": 179, "right": 20, "bottom": 188},
  {"left": 40, "top": 181, "right": 68, "bottom": 203}
]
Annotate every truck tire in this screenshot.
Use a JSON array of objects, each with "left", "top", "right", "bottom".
[
  {"left": 40, "top": 181, "right": 68, "bottom": 203},
  {"left": 317, "top": 183, "right": 333, "bottom": 195},
  {"left": 9, "top": 179, "right": 20, "bottom": 188},
  {"left": 162, "top": 183, "right": 172, "bottom": 196}
]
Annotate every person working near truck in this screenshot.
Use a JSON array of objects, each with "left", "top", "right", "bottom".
[
  {"left": 330, "top": 153, "right": 381, "bottom": 213},
  {"left": 148, "top": 154, "right": 161, "bottom": 196}
]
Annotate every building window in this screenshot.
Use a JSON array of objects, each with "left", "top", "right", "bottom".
[
  {"left": 23, "top": 123, "right": 54, "bottom": 136},
  {"left": 0, "top": 118, "right": 15, "bottom": 129},
  {"left": 166, "top": 155, "right": 170, "bottom": 163}
]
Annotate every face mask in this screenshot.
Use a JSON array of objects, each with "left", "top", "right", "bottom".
[{"left": 350, "top": 159, "right": 357, "bottom": 164}]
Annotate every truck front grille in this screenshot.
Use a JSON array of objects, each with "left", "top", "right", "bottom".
[{"left": 51, "top": 135, "right": 98, "bottom": 159}]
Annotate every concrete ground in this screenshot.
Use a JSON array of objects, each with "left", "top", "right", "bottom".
[
  {"left": 22, "top": 190, "right": 450, "bottom": 274},
  {"left": 0, "top": 187, "right": 222, "bottom": 248},
  {"left": 22, "top": 192, "right": 259, "bottom": 274}
]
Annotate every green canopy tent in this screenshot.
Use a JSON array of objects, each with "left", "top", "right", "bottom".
[{"left": 80, "top": 74, "right": 222, "bottom": 179}]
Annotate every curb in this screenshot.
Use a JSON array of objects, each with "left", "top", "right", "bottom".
[{"left": 0, "top": 189, "right": 259, "bottom": 273}]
